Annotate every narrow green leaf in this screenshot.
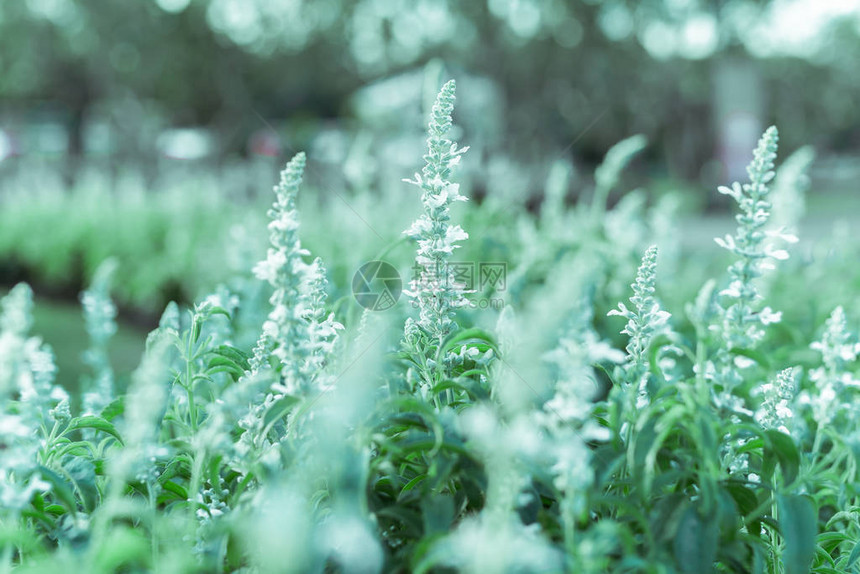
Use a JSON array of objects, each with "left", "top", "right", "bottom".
[
  {"left": 262, "top": 395, "right": 301, "bottom": 428},
  {"left": 778, "top": 494, "right": 817, "bottom": 574},
  {"left": 100, "top": 397, "right": 124, "bottom": 421},
  {"left": 37, "top": 466, "right": 77, "bottom": 515},
  {"left": 765, "top": 430, "right": 800, "bottom": 485},
  {"left": 67, "top": 415, "right": 124, "bottom": 444},
  {"left": 161, "top": 480, "right": 188, "bottom": 500},
  {"left": 438, "top": 328, "right": 499, "bottom": 361},
  {"left": 399, "top": 474, "right": 427, "bottom": 499},
  {"left": 846, "top": 539, "right": 860, "bottom": 568},
  {"left": 210, "top": 345, "right": 251, "bottom": 371},
  {"left": 673, "top": 504, "right": 718, "bottom": 574}
]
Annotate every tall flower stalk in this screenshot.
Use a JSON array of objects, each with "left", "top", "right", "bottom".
[
  {"left": 608, "top": 245, "right": 670, "bottom": 408},
  {"left": 711, "top": 127, "right": 790, "bottom": 407},
  {"left": 80, "top": 258, "right": 119, "bottom": 415},
  {"left": 709, "top": 127, "right": 795, "bottom": 476},
  {"left": 0, "top": 284, "right": 66, "bottom": 513},
  {"left": 806, "top": 307, "right": 860, "bottom": 437},
  {"left": 404, "top": 79, "right": 470, "bottom": 346},
  {"left": 249, "top": 152, "right": 341, "bottom": 396},
  {"left": 714, "top": 126, "right": 785, "bottom": 359},
  {"left": 237, "top": 152, "right": 341, "bottom": 463}
]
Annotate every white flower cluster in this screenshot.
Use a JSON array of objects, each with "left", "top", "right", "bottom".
[
  {"left": 80, "top": 258, "right": 119, "bottom": 415},
  {"left": 233, "top": 153, "right": 342, "bottom": 467},
  {"left": 708, "top": 127, "right": 794, "bottom": 477},
  {"left": 113, "top": 322, "right": 172, "bottom": 485},
  {"left": 0, "top": 284, "right": 66, "bottom": 510},
  {"left": 540, "top": 302, "right": 622, "bottom": 509},
  {"left": 440, "top": 406, "right": 562, "bottom": 574},
  {"left": 755, "top": 367, "right": 798, "bottom": 434},
  {"left": 608, "top": 245, "right": 671, "bottom": 407},
  {"left": 802, "top": 307, "right": 860, "bottom": 427},
  {"left": 249, "top": 152, "right": 342, "bottom": 395},
  {"left": 714, "top": 126, "right": 792, "bottom": 354},
  {"left": 403, "top": 79, "right": 470, "bottom": 342},
  {"left": 431, "top": 513, "right": 562, "bottom": 574}
]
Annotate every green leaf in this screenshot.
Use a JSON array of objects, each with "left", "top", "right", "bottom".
[
  {"left": 37, "top": 466, "right": 77, "bottom": 515},
  {"left": 95, "top": 526, "right": 151, "bottom": 572},
  {"left": 67, "top": 415, "right": 124, "bottom": 444},
  {"left": 778, "top": 494, "right": 817, "bottom": 574},
  {"left": 437, "top": 328, "right": 499, "bottom": 361},
  {"left": 647, "top": 333, "right": 675, "bottom": 381},
  {"left": 673, "top": 503, "right": 718, "bottom": 574},
  {"left": 846, "top": 539, "right": 860, "bottom": 568},
  {"left": 100, "top": 397, "right": 124, "bottom": 421},
  {"left": 161, "top": 480, "right": 188, "bottom": 500},
  {"left": 207, "top": 362, "right": 244, "bottom": 380},
  {"left": 21, "top": 508, "right": 56, "bottom": 530},
  {"left": 64, "top": 456, "right": 99, "bottom": 513},
  {"left": 262, "top": 395, "right": 301, "bottom": 428},
  {"left": 764, "top": 430, "right": 800, "bottom": 485},
  {"left": 817, "top": 532, "right": 852, "bottom": 554},
  {"left": 725, "top": 483, "right": 759, "bottom": 524},
  {"left": 209, "top": 345, "right": 251, "bottom": 372},
  {"left": 399, "top": 474, "right": 427, "bottom": 499},
  {"left": 55, "top": 441, "right": 96, "bottom": 459}
]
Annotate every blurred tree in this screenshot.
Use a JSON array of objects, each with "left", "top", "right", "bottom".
[{"left": 0, "top": 0, "right": 857, "bottom": 185}]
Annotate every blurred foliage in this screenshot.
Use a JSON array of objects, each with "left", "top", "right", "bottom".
[{"left": 1, "top": 0, "right": 858, "bottom": 182}]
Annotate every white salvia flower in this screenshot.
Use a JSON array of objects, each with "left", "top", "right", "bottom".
[
  {"left": 0, "top": 284, "right": 65, "bottom": 511},
  {"left": 608, "top": 246, "right": 672, "bottom": 407},
  {"left": 231, "top": 154, "right": 343, "bottom": 471},
  {"left": 544, "top": 298, "right": 624, "bottom": 431},
  {"left": 112, "top": 328, "right": 171, "bottom": 485},
  {"left": 247, "top": 152, "right": 309, "bottom": 377},
  {"left": 758, "top": 307, "right": 782, "bottom": 326},
  {"left": 715, "top": 126, "right": 784, "bottom": 356},
  {"left": 769, "top": 145, "right": 815, "bottom": 238},
  {"left": 0, "top": 283, "right": 34, "bottom": 396},
  {"left": 245, "top": 152, "right": 342, "bottom": 395},
  {"left": 428, "top": 514, "right": 562, "bottom": 574},
  {"left": 805, "top": 307, "right": 860, "bottom": 427},
  {"left": 711, "top": 127, "right": 786, "bottom": 476},
  {"left": 756, "top": 368, "right": 798, "bottom": 433},
  {"left": 403, "top": 79, "right": 470, "bottom": 343},
  {"left": 533, "top": 297, "right": 621, "bottom": 538},
  {"left": 80, "top": 258, "right": 119, "bottom": 415},
  {"left": 193, "top": 474, "right": 233, "bottom": 556},
  {"left": 711, "top": 128, "right": 783, "bottom": 398}
]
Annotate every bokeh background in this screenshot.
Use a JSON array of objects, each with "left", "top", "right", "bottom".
[{"left": 1, "top": 0, "right": 859, "bottom": 382}]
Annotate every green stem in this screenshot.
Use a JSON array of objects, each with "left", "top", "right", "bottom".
[{"left": 185, "top": 334, "right": 198, "bottom": 432}]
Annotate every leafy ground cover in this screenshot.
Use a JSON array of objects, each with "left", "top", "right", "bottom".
[{"left": 3, "top": 80, "right": 860, "bottom": 574}]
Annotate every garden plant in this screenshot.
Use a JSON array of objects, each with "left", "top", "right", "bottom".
[{"left": 2, "top": 79, "right": 860, "bottom": 574}]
